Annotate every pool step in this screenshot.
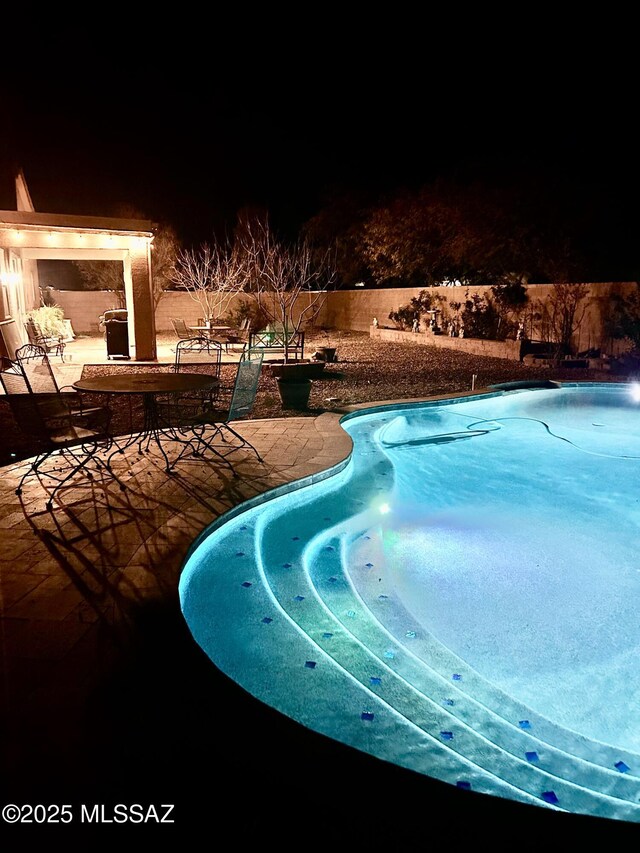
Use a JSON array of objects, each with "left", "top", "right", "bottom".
[
  {"left": 254, "top": 497, "right": 640, "bottom": 822},
  {"left": 180, "top": 461, "right": 640, "bottom": 826}
]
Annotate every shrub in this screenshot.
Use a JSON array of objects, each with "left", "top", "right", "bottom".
[
  {"left": 460, "top": 293, "right": 504, "bottom": 340},
  {"left": 389, "top": 289, "right": 448, "bottom": 329},
  {"left": 222, "top": 298, "right": 271, "bottom": 332},
  {"left": 26, "top": 305, "right": 67, "bottom": 339}
]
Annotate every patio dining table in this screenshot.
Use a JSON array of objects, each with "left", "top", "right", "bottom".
[
  {"left": 73, "top": 372, "right": 219, "bottom": 471},
  {"left": 190, "top": 325, "right": 234, "bottom": 350},
  {"left": 191, "top": 325, "right": 233, "bottom": 333}
]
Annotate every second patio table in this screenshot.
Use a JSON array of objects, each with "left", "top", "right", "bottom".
[{"left": 73, "top": 372, "right": 219, "bottom": 471}]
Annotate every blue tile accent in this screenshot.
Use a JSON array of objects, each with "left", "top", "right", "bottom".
[
  {"left": 405, "top": 630, "right": 416, "bottom": 638},
  {"left": 370, "top": 676, "right": 382, "bottom": 685},
  {"left": 292, "top": 536, "right": 300, "bottom": 540},
  {"left": 456, "top": 781, "right": 471, "bottom": 790},
  {"left": 525, "top": 751, "right": 539, "bottom": 763},
  {"left": 519, "top": 720, "right": 532, "bottom": 730},
  {"left": 361, "top": 711, "right": 375, "bottom": 721},
  {"left": 542, "top": 791, "right": 559, "bottom": 805},
  {"left": 236, "top": 552, "right": 245, "bottom": 557},
  {"left": 305, "top": 661, "right": 317, "bottom": 669},
  {"left": 440, "top": 731, "right": 454, "bottom": 741},
  {"left": 241, "top": 581, "right": 252, "bottom": 588},
  {"left": 615, "top": 761, "right": 630, "bottom": 773},
  {"left": 443, "top": 698, "right": 455, "bottom": 706},
  {"left": 294, "top": 595, "right": 305, "bottom": 601},
  {"left": 365, "top": 562, "right": 374, "bottom": 568},
  {"left": 378, "top": 594, "right": 389, "bottom": 600},
  {"left": 261, "top": 617, "right": 273, "bottom": 624},
  {"left": 452, "top": 674, "right": 462, "bottom": 681},
  {"left": 329, "top": 576, "right": 338, "bottom": 583},
  {"left": 322, "top": 632, "right": 334, "bottom": 639},
  {"left": 283, "top": 563, "right": 292, "bottom": 568}
]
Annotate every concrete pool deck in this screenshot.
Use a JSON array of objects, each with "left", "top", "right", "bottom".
[{"left": 0, "top": 398, "right": 637, "bottom": 843}]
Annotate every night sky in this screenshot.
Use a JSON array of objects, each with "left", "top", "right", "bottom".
[{"left": 2, "top": 64, "right": 639, "bottom": 279}]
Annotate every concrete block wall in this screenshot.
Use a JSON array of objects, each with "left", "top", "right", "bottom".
[
  {"left": 51, "top": 290, "right": 122, "bottom": 334},
  {"left": 154, "top": 291, "right": 221, "bottom": 330},
  {"left": 46, "top": 281, "right": 638, "bottom": 355},
  {"left": 324, "top": 282, "right": 638, "bottom": 355},
  {"left": 322, "top": 286, "right": 423, "bottom": 332}
]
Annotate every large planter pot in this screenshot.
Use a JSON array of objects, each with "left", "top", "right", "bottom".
[
  {"left": 268, "top": 360, "right": 325, "bottom": 380},
  {"left": 315, "top": 346, "right": 337, "bottom": 363},
  {"left": 276, "top": 377, "right": 312, "bottom": 410}
]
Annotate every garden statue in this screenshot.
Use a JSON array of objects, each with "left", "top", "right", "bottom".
[
  {"left": 412, "top": 317, "right": 420, "bottom": 333},
  {"left": 459, "top": 322, "right": 465, "bottom": 338},
  {"left": 373, "top": 317, "right": 378, "bottom": 328},
  {"left": 516, "top": 320, "right": 524, "bottom": 340}
]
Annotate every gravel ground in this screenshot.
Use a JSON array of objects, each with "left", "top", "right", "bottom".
[{"left": 0, "top": 329, "right": 627, "bottom": 465}]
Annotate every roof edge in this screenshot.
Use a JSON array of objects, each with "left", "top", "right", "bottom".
[{"left": 0, "top": 209, "right": 156, "bottom": 234}]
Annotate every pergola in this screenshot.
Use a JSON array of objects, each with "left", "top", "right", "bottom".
[{"left": 0, "top": 208, "right": 157, "bottom": 360}]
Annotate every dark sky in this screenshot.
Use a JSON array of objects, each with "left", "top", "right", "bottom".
[{"left": 2, "top": 63, "right": 639, "bottom": 278}]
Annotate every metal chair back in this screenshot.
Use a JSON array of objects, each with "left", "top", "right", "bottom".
[
  {"left": 2, "top": 390, "right": 60, "bottom": 451},
  {"left": 15, "top": 344, "right": 60, "bottom": 393},
  {"left": 174, "top": 338, "right": 223, "bottom": 379},
  {"left": 24, "top": 319, "right": 65, "bottom": 359},
  {"left": 0, "top": 358, "right": 31, "bottom": 394},
  {"left": 171, "top": 318, "right": 193, "bottom": 340},
  {"left": 228, "top": 349, "right": 264, "bottom": 421}
]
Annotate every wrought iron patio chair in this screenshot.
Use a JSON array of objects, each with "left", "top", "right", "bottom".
[
  {"left": 156, "top": 337, "right": 223, "bottom": 428},
  {"left": 185, "top": 347, "right": 264, "bottom": 463},
  {"left": 14, "top": 344, "right": 111, "bottom": 431},
  {"left": 24, "top": 318, "right": 66, "bottom": 360},
  {"left": 162, "top": 347, "right": 264, "bottom": 470},
  {"left": 171, "top": 318, "right": 195, "bottom": 340},
  {"left": 224, "top": 318, "right": 252, "bottom": 351},
  {"left": 173, "top": 337, "right": 223, "bottom": 373},
  {"left": 174, "top": 336, "right": 223, "bottom": 399},
  {"left": 0, "top": 366, "right": 112, "bottom": 509}
]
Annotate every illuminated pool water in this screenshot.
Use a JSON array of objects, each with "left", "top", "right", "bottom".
[{"left": 179, "top": 382, "right": 640, "bottom": 823}]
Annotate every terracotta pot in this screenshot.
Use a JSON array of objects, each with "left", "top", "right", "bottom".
[{"left": 276, "top": 377, "right": 312, "bottom": 410}]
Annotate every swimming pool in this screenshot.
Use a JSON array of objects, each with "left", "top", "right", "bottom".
[{"left": 179, "top": 382, "right": 640, "bottom": 824}]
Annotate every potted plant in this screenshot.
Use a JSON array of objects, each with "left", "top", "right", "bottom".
[
  {"left": 275, "top": 375, "right": 313, "bottom": 409},
  {"left": 313, "top": 327, "right": 337, "bottom": 363}
]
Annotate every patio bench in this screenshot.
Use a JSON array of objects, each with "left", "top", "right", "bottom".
[{"left": 248, "top": 326, "right": 305, "bottom": 361}]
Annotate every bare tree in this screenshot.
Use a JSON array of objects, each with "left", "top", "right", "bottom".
[
  {"left": 169, "top": 238, "right": 247, "bottom": 323},
  {"left": 241, "top": 217, "right": 337, "bottom": 362}
]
